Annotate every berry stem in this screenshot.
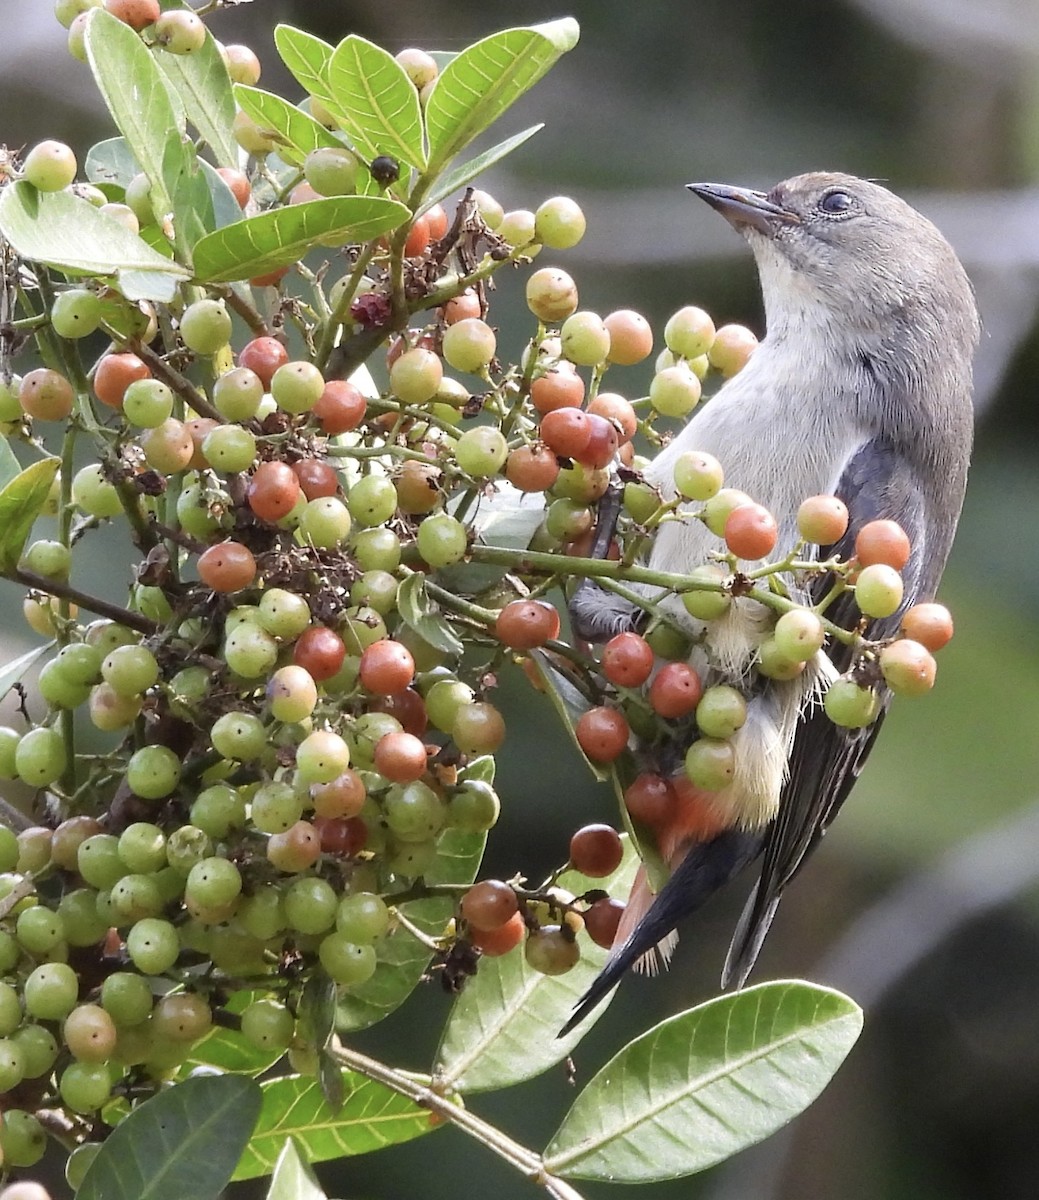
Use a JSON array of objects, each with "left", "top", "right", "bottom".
[
  {"left": 3, "top": 567, "right": 159, "bottom": 635},
  {"left": 221, "top": 287, "right": 268, "bottom": 338},
  {"left": 132, "top": 340, "right": 223, "bottom": 423},
  {"left": 328, "top": 1039, "right": 587, "bottom": 1200}
]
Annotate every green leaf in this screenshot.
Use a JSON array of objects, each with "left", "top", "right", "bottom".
[
  {"left": 325, "top": 37, "right": 427, "bottom": 170},
  {"left": 421, "top": 125, "right": 543, "bottom": 213},
  {"left": 234, "top": 85, "right": 345, "bottom": 168},
  {"left": 266, "top": 1138, "right": 327, "bottom": 1200},
  {"left": 191, "top": 195, "right": 409, "bottom": 283},
  {"left": 424, "top": 20, "right": 579, "bottom": 172},
  {"left": 233, "top": 1069, "right": 433, "bottom": 1181},
  {"left": 396, "top": 573, "right": 464, "bottom": 657},
  {"left": 434, "top": 837, "right": 639, "bottom": 1093},
  {"left": 543, "top": 981, "right": 864, "bottom": 1183},
  {"left": 78, "top": 1074, "right": 262, "bottom": 1200},
  {"left": 156, "top": 32, "right": 238, "bottom": 168},
  {"left": 84, "top": 9, "right": 194, "bottom": 259},
  {"left": 336, "top": 827, "right": 485, "bottom": 1032},
  {"left": 0, "top": 184, "right": 190, "bottom": 291},
  {"left": 527, "top": 650, "right": 610, "bottom": 782},
  {"left": 274, "top": 26, "right": 336, "bottom": 104},
  {"left": 199, "top": 159, "right": 246, "bottom": 230},
  {"left": 0, "top": 439, "right": 21, "bottom": 491},
  {"left": 84, "top": 136, "right": 140, "bottom": 188},
  {"left": 0, "top": 458, "right": 62, "bottom": 571},
  {"left": 0, "top": 643, "right": 53, "bottom": 702}
]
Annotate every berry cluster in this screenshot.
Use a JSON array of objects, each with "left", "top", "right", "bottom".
[{"left": 0, "top": 3, "right": 954, "bottom": 1182}]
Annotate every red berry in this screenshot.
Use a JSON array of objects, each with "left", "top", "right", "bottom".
[
  {"left": 359, "top": 640, "right": 415, "bottom": 695},
  {"left": 587, "top": 392, "right": 637, "bottom": 443},
  {"left": 248, "top": 460, "right": 302, "bottom": 523},
  {"left": 540, "top": 408, "right": 591, "bottom": 459},
  {"left": 313, "top": 815, "right": 367, "bottom": 856},
  {"left": 461, "top": 880, "right": 518, "bottom": 932},
  {"left": 104, "top": 0, "right": 160, "bottom": 30},
  {"left": 470, "top": 910, "right": 525, "bottom": 956},
  {"left": 505, "top": 444, "right": 560, "bottom": 492},
  {"left": 292, "top": 459, "right": 338, "bottom": 500},
  {"left": 404, "top": 215, "right": 431, "bottom": 257},
  {"left": 574, "top": 412, "right": 618, "bottom": 470},
  {"left": 197, "top": 541, "right": 256, "bottom": 593},
  {"left": 494, "top": 600, "right": 561, "bottom": 650},
  {"left": 724, "top": 502, "right": 778, "bottom": 560},
  {"left": 601, "top": 632, "right": 654, "bottom": 688},
  {"left": 584, "top": 896, "right": 625, "bottom": 948},
  {"left": 624, "top": 772, "right": 674, "bottom": 827},
  {"left": 901, "top": 602, "right": 953, "bottom": 651},
  {"left": 530, "top": 367, "right": 584, "bottom": 414},
  {"left": 574, "top": 706, "right": 629, "bottom": 762},
  {"left": 293, "top": 626, "right": 346, "bottom": 681},
  {"left": 238, "top": 337, "right": 288, "bottom": 388},
  {"left": 313, "top": 380, "right": 366, "bottom": 434},
  {"left": 855, "top": 519, "right": 911, "bottom": 570},
  {"left": 217, "top": 167, "right": 251, "bottom": 208},
  {"left": 569, "top": 823, "right": 623, "bottom": 877},
  {"left": 373, "top": 730, "right": 428, "bottom": 783},
  {"left": 648, "top": 662, "right": 703, "bottom": 719}
]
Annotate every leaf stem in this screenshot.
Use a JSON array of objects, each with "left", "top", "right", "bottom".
[{"left": 328, "top": 1041, "right": 586, "bottom": 1200}]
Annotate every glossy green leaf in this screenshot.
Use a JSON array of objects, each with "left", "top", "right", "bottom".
[
  {"left": 191, "top": 195, "right": 409, "bottom": 283},
  {"left": 0, "top": 458, "right": 62, "bottom": 571},
  {"left": 0, "top": 643, "right": 53, "bottom": 702},
  {"left": 156, "top": 32, "right": 238, "bottom": 168},
  {"left": 424, "top": 20, "right": 579, "bottom": 172},
  {"left": 543, "top": 981, "right": 864, "bottom": 1182},
  {"left": 234, "top": 85, "right": 345, "bottom": 168},
  {"left": 421, "top": 125, "right": 544, "bottom": 213},
  {"left": 0, "top": 184, "right": 190, "bottom": 290},
  {"left": 396, "top": 573, "right": 464, "bottom": 657},
  {"left": 274, "top": 26, "right": 336, "bottom": 104},
  {"left": 233, "top": 1069, "right": 433, "bottom": 1181},
  {"left": 78, "top": 1074, "right": 262, "bottom": 1200},
  {"left": 336, "top": 827, "right": 485, "bottom": 1032},
  {"left": 84, "top": 9, "right": 193, "bottom": 257},
  {"left": 266, "top": 1138, "right": 327, "bottom": 1200},
  {"left": 434, "top": 838, "right": 638, "bottom": 1093},
  {"left": 326, "top": 37, "right": 427, "bottom": 170}
]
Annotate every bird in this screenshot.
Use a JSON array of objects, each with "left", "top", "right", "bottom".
[{"left": 559, "top": 172, "right": 979, "bottom": 1036}]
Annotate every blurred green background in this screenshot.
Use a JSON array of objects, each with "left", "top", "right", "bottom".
[{"left": 5, "top": 2, "right": 1039, "bottom": 1198}]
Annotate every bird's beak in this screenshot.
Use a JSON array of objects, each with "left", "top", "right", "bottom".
[{"left": 687, "top": 183, "right": 800, "bottom": 235}]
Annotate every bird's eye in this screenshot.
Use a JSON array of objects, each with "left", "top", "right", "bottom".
[{"left": 819, "top": 189, "right": 853, "bottom": 214}]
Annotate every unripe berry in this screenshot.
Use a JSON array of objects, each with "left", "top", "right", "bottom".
[
  {"left": 664, "top": 305, "right": 716, "bottom": 359},
  {"left": 649, "top": 364, "right": 701, "bottom": 417},
  {"left": 855, "top": 563, "right": 904, "bottom": 619},
  {"left": 535, "top": 196, "right": 586, "bottom": 248},
  {"left": 526, "top": 267, "right": 578, "bottom": 322},
  {"left": 797, "top": 494, "right": 850, "bottom": 545},
  {"left": 708, "top": 324, "right": 758, "bottom": 376},
  {"left": 879, "top": 638, "right": 937, "bottom": 696},
  {"left": 23, "top": 140, "right": 77, "bottom": 192}
]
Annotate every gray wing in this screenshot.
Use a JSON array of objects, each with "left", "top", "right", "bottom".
[{"left": 723, "top": 438, "right": 936, "bottom": 987}]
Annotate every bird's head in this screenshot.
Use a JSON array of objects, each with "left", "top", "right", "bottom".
[{"left": 689, "top": 172, "right": 979, "bottom": 354}]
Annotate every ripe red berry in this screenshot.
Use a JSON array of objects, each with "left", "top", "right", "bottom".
[
  {"left": 601, "top": 631, "right": 655, "bottom": 688},
  {"left": 530, "top": 367, "right": 584, "bottom": 414},
  {"left": 313, "top": 380, "right": 366, "bottom": 434},
  {"left": 855, "top": 519, "right": 911, "bottom": 570},
  {"left": 197, "top": 541, "right": 256, "bottom": 593},
  {"left": 540, "top": 408, "right": 591, "bottom": 459},
  {"left": 470, "top": 910, "right": 525, "bottom": 956},
  {"left": 292, "top": 459, "right": 338, "bottom": 500},
  {"left": 293, "top": 627, "right": 346, "bottom": 681},
  {"left": 648, "top": 662, "right": 704, "bottom": 719},
  {"left": 901, "top": 602, "right": 953, "bottom": 651},
  {"left": 104, "top": 0, "right": 160, "bottom": 30},
  {"left": 574, "top": 412, "right": 618, "bottom": 470},
  {"left": 248, "top": 460, "right": 302, "bottom": 523},
  {"left": 797, "top": 495, "right": 850, "bottom": 545},
  {"left": 359, "top": 639, "right": 415, "bottom": 695},
  {"left": 494, "top": 600, "right": 561, "bottom": 650},
  {"left": 574, "top": 706, "right": 629, "bottom": 762},
  {"left": 461, "top": 880, "right": 518, "bottom": 932},
  {"left": 505, "top": 444, "right": 560, "bottom": 493},
  {"left": 624, "top": 772, "right": 675, "bottom": 827},
  {"left": 569, "top": 824, "right": 623, "bottom": 877},
  {"left": 587, "top": 392, "right": 637, "bottom": 444},
  {"left": 724, "top": 502, "right": 778, "bottom": 560},
  {"left": 403, "top": 215, "right": 431, "bottom": 257},
  {"left": 238, "top": 336, "right": 288, "bottom": 388},
  {"left": 584, "top": 897, "right": 625, "bottom": 948},
  {"left": 373, "top": 730, "right": 428, "bottom": 783}
]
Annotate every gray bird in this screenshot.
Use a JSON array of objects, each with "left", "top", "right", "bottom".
[{"left": 561, "top": 171, "right": 979, "bottom": 1036}]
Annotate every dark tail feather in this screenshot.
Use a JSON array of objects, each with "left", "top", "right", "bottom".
[
  {"left": 559, "top": 829, "right": 764, "bottom": 1037},
  {"left": 721, "top": 883, "right": 780, "bottom": 989}
]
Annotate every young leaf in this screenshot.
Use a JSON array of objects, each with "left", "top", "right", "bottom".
[
  {"left": 421, "top": 125, "right": 544, "bottom": 213},
  {"left": 424, "top": 20, "right": 580, "bottom": 173},
  {"left": 266, "top": 1138, "right": 327, "bottom": 1200},
  {"left": 0, "top": 184, "right": 190, "bottom": 289},
  {"left": 83, "top": 9, "right": 194, "bottom": 259},
  {"left": 433, "top": 837, "right": 638, "bottom": 1093},
  {"left": 77, "top": 1074, "right": 262, "bottom": 1200},
  {"left": 543, "top": 981, "right": 864, "bottom": 1182},
  {"left": 325, "top": 37, "right": 427, "bottom": 170},
  {"left": 191, "top": 196, "right": 409, "bottom": 283},
  {"left": 396, "top": 573, "right": 464, "bottom": 657},
  {"left": 336, "top": 827, "right": 485, "bottom": 1032},
  {"left": 233, "top": 1069, "right": 433, "bottom": 1181},
  {"left": 156, "top": 33, "right": 238, "bottom": 169},
  {"left": 274, "top": 25, "right": 336, "bottom": 104},
  {"left": 233, "top": 85, "right": 345, "bottom": 168},
  {"left": 0, "top": 643, "right": 53, "bottom": 703},
  {"left": 84, "top": 137, "right": 140, "bottom": 189},
  {"left": 0, "top": 458, "right": 62, "bottom": 571}
]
